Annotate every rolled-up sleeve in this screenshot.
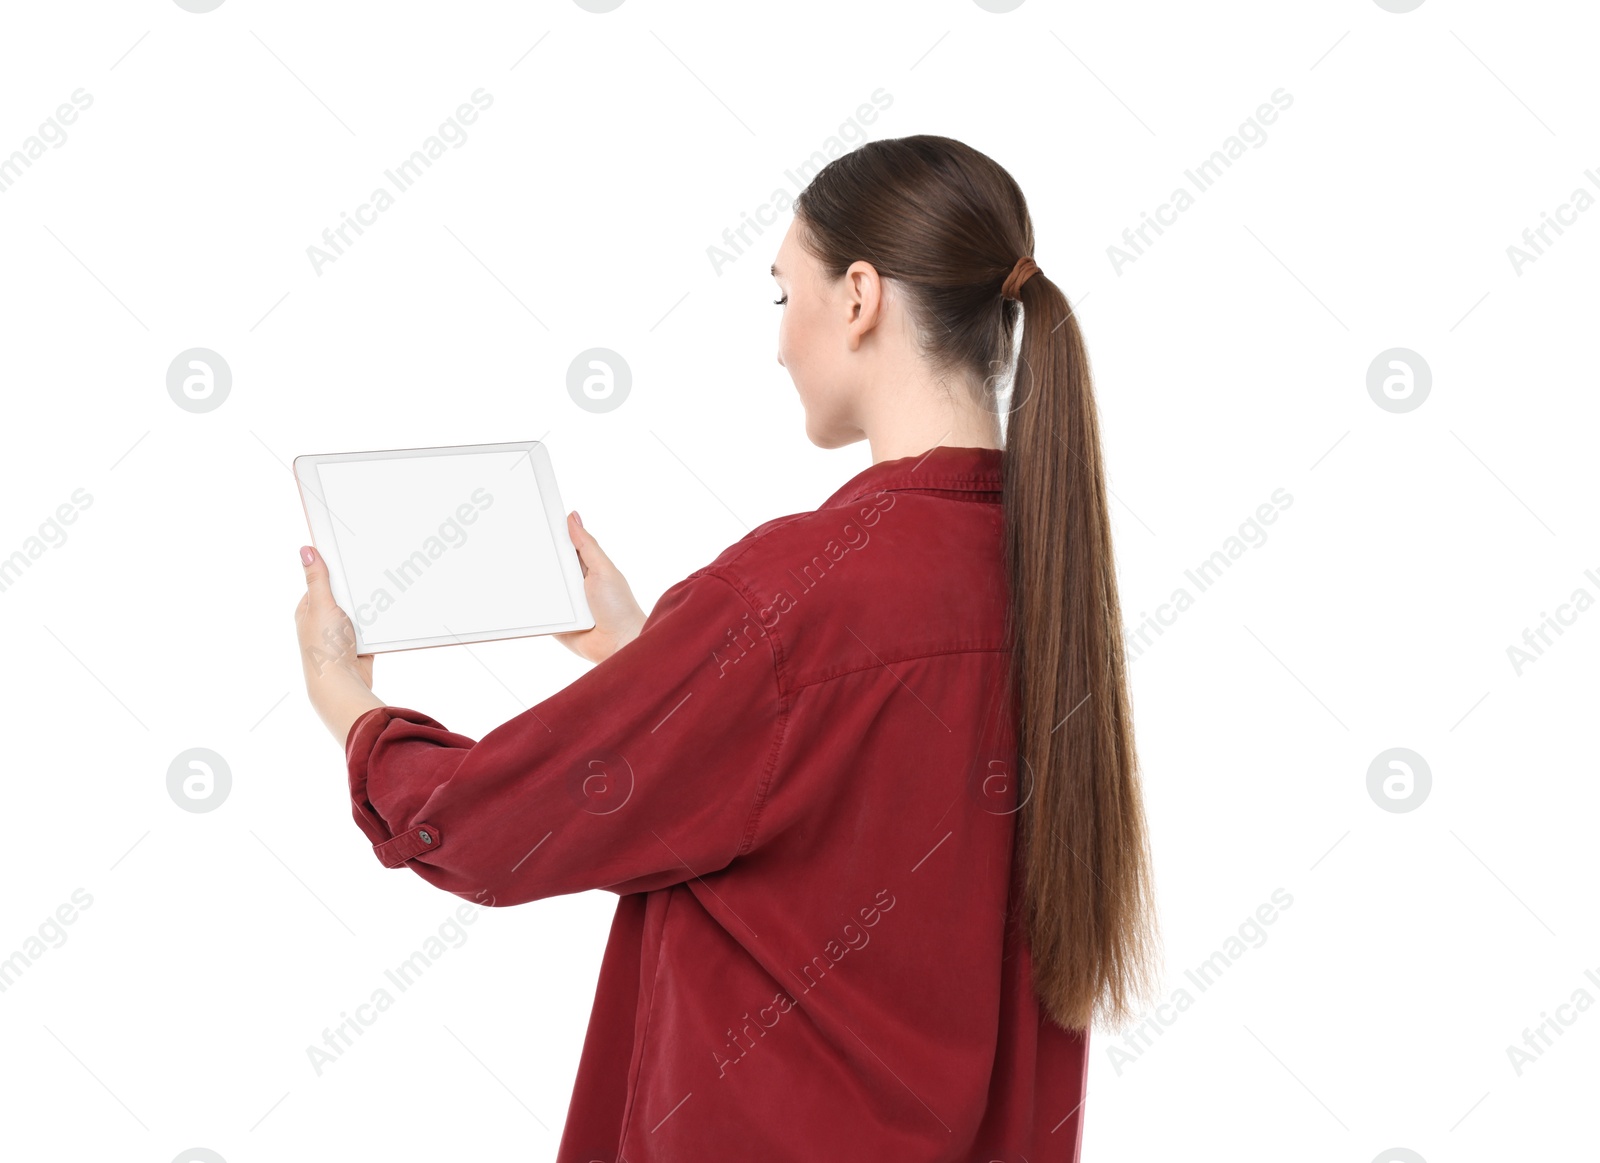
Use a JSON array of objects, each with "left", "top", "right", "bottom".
[{"left": 344, "top": 567, "right": 787, "bottom": 906}]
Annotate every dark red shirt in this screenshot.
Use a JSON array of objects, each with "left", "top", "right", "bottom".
[{"left": 344, "top": 444, "right": 1090, "bottom": 1162}]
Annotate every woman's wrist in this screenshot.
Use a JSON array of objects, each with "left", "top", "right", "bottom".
[
  {"left": 311, "top": 671, "right": 385, "bottom": 747},
  {"left": 603, "top": 610, "right": 646, "bottom": 660}
]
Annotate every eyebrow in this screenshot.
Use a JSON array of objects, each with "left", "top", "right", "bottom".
[{"left": 771, "top": 264, "right": 782, "bottom": 278}]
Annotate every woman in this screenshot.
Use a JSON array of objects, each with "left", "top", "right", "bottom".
[{"left": 295, "top": 134, "right": 1158, "bottom": 1163}]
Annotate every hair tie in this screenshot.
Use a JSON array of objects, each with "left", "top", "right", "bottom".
[{"left": 1001, "top": 255, "right": 1039, "bottom": 301}]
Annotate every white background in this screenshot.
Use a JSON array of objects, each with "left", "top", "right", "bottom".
[{"left": 0, "top": 1, "right": 1594, "bottom": 1160}]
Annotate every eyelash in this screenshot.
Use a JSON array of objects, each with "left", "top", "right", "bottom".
[{"left": 773, "top": 295, "right": 787, "bottom": 306}]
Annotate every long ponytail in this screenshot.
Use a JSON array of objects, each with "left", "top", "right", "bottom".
[
  {"left": 1002, "top": 266, "right": 1157, "bottom": 1031},
  {"left": 793, "top": 134, "right": 1158, "bottom": 1031}
]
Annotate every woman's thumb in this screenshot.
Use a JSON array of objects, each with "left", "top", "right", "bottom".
[
  {"left": 300, "top": 544, "right": 334, "bottom": 606},
  {"left": 568, "top": 511, "right": 613, "bottom": 574}
]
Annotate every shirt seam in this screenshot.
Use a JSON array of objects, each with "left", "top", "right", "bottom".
[
  {"left": 826, "top": 471, "right": 1002, "bottom": 509},
  {"left": 788, "top": 644, "right": 1010, "bottom": 693},
  {"left": 615, "top": 886, "right": 676, "bottom": 1161},
  {"left": 709, "top": 511, "right": 814, "bottom": 575}
]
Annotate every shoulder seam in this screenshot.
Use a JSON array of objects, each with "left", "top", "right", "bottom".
[
  {"left": 712, "top": 512, "right": 815, "bottom": 574},
  {"left": 688, "top": 566, "right": 791, "bottom": 694}
]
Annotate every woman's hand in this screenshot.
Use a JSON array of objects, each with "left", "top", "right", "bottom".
[
  {"left": 554, "top": 511, "right": 647, "bottom": 665},
  {"left": 295, "top": 544, "right": 383, "bottom": 745}
]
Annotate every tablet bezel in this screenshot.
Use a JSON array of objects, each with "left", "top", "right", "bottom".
[{"left": 293, "top": 440, "right": 595, "bottom": 654}]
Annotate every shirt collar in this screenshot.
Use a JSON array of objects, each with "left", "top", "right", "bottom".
[{"left": 820, "top": 444, "right": 1003, "bottom": 509}]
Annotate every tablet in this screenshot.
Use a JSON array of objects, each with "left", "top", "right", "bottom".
[{"left": 293, "top": 440, "right": 594, "bottom": 654}]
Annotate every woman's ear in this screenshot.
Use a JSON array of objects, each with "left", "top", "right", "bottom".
[{"left": 843, "top": 259, "right": 884, "bottom": 351}]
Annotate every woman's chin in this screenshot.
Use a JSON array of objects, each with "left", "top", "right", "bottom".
[{"left": 804, "top": 419, "right": 862, "bottom": 451}]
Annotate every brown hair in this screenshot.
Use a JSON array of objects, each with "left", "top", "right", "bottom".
[{"left": 792, "top": 134, "right": 1158, "bottom": 1031}]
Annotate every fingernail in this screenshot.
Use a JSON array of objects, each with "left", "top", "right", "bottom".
[
  {"left": 572, "top": 510, "right": 583, "bottom": 528},
  {"left": 300, "top": 546, "right": 314, "bottom": 565}
]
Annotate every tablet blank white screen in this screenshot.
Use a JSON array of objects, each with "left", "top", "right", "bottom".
[{"left": 317, "top": 450, "right": 574, "bottom": 644}]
